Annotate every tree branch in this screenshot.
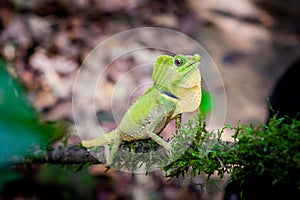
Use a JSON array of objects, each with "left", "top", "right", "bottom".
[
  {"left": 2, "top": 145, "right": 103, "bottom": 166},
  {"left": 43, "top": 145, "right": 103, "bottom": 164},
  {"left": 3, "top": 140, "right": 234, "bottom": 167}
]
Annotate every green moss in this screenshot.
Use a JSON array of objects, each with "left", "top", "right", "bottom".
[{"left": 163, "top": 112, "right": 300, "bottom": 195}]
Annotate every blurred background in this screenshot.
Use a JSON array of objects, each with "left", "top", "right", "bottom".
[{"left": 0, "top": 0, "right": 299, "bottom": 199}]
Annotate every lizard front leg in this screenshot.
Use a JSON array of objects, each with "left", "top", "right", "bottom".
[{"left": 143, "top": 103, "right": 177, "bottom": 155}]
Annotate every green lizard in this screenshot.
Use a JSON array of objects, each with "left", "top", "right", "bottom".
[{"left": 82, "top": 54, "right": 202, "bottom": 164}]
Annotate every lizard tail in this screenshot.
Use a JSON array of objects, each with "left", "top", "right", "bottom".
[{"left": 81, "top": 130, "right": 115, "bottom": 148}]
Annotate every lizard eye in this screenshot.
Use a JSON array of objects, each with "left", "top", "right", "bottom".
[{"left": 174, "top": 58, "right": 183, "bottom": 67}]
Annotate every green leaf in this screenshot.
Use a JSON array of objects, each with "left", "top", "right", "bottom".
[{"left": 0, "top": 58, "right": 66, "bottom": 162}]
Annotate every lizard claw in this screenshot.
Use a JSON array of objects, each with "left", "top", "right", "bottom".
[{"left": 164, "top": 141, "right": 174, "bottom": 156}]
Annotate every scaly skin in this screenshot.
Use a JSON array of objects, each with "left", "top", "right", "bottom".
[{"left": 82, "top": 54, "right": 202, "bottom": 164}]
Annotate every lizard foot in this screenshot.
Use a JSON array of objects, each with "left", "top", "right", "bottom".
[{"left": 104, "top": 145, "right": 112, "bottom": 165}]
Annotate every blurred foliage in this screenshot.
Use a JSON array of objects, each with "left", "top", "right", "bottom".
[
  {"left": 0, "top": 58, "right": 66, "bottom": 160},
  {"left": 0, "top": 58, "right": 67, "bottom": 189},
  {"left": 36, "top": 166, "right": 96, "bottom": 199},
  {"left": 0, "top": 169, "right": 21, "bottom": 192},
  {"left": 1, "top": 166, "right": 96, "bottom": 200}
]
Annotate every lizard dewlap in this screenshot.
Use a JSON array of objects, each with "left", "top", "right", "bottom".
[{"left": 82, "top": 54, "right": 202, "bottom": 165}]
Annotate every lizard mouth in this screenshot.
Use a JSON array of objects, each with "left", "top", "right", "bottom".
[
  {"left": 183, "top": 61, "right": 200, "bottom": 74},
  {"left": 187, "top": 61, "right": 200, "bottom": 68}
]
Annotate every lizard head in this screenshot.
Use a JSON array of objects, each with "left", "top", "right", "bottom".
[
  {"left": 153, "top": 54, "right": 201, "bottom": 89},
  {"left": 153, "top": 54, "right": 202, "bottom": 114}
]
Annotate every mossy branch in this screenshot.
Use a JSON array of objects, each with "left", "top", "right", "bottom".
[
  {"left": 3, "top": 113, "right": 300, "bottom": 193},
  {"left": 164, "top": 113, "right": 300, "bottom": 193}
]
